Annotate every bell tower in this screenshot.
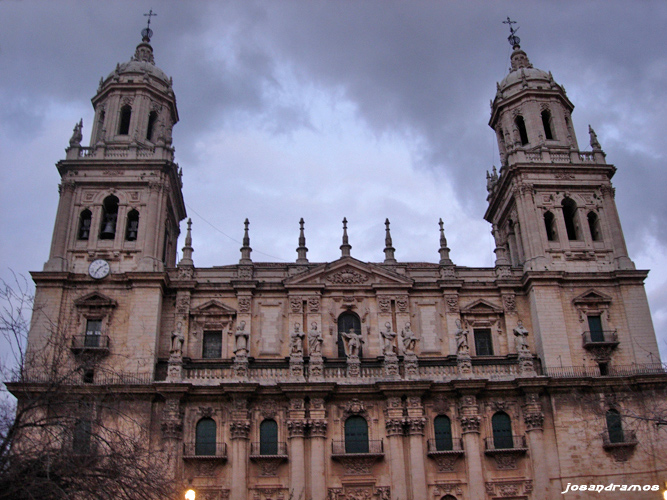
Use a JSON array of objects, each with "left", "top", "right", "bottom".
[
  {"left": 44, "top": 24, "right": 186, "bottom": 274},
  {"left": 484, "top": 26, "right": 634, "bottom": 274}
]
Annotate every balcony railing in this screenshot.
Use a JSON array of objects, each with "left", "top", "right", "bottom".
[
  {"left": 183, "top": 442, "right": 227, "bottom": 460},
  {"left": 249, "top": 442, "right": 288, "bottom": 458},
  {"left": 331, "top": 439, "right": 384, "bottom": 456},
  {"left": 602, "top": 430, "right": 638, "bottom": 449},
  {"left": 544, "top": 363, "right": 667, "bottom": 379},
  {"left": 582, "top": 330, "right": 619, "bottom": 348},
  {"left": 426, "top": 438, "right": 464, "bottom": 455},
  {"left": 484, "top": 435, "right": 528, "bottom": 454},
  {"left": 70, "top": 335, "right": 110, "bottom": 354}
]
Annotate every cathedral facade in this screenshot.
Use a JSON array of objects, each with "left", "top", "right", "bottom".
[{"left": 19, "top": 26, "right": 667, "bottom": 500}]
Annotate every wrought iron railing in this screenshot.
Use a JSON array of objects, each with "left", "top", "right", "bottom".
[
  {"left": 484, "top": 435, "right": 527, "bottom": 452},
  {"left": 331, "top": 439, "right": 383, "bottom": 455},
  {"left": 249, "top": 442, "right": 288, "bottom": 457},
  {"left": 582, "top": 330, "right": 618, "bottom": 346},
  {"left": 183, "top": 442, "right": 227, "bottom": 459},
  {"left": 544, "top": 363, "right": 666, "bottom": 378},
  {"left": 71, "top": 335, "right": 110, "bottom": 351},
  {"left": 602, "top": 430, "right": 637, "bottom": 447},
  {"left": 427, "top": 438, "right": 464, "bottom": 454}
]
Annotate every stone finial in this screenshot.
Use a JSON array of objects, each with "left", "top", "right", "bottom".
[
  {"left": 240, "top": 218, "right": 252, "bottom": 264},
  {"left": 438, "top": 218, "right": 453, "bottom": 265},
  {"left": 589, "top": 125, "right": 601, "bottom": 150},
  {"left": 178, "top": 218, "right": 194, "bottom": 267},
  {"left": 383, "top": 219, "right": 397, "bottom": 264},
  {"left": 296, "top": 218, "right": 308, "bottom": 264},
  {"left": 340, "top": 217, "right": 351, "bottom": 257},
  {"left": 69, "top": 119, "right": 83, "bottom": 147}
]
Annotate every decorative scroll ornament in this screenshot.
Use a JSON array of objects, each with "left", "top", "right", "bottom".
[{"left": 326, "top": 268, "right": 369, "bottom": 284}]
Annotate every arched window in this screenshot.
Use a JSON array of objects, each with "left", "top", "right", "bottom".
[
  {"left": 78, "top": 209, "right": 92, "bottom": 240},
  {"left": 562, "top": 198, "right": 580, "bottom": 240},
  {"left": 587, "top": 212, "right": 602, "bottom": 241},
  {"left": 259, "top": 419, "right": 278, "bottom": 455},
  {"left": 195, "top": 418, "right": 216, "bottom": 456},
  {"left": 100, "top": 195, "right": 119, "bottom": 240},
  {"left": 434, "top": 415, "right": 453, "bottom": 451},
  {"left": 544, "top": 211, "right": 557, "bottom": 241},
  {"left": 337, "top": 312, "right": 362, "bottom": 358},
  {"left": 515, "top": 116, "right": 528, "bottom": 145},
  {"left": 606, "top": 409, "right": 624, "bottom": 443},
  {"left": 344, "top": 416, "right": 369, "bottom": 453},
  {"left": 72, "top": 418, "right": 92, "bottom": 455},
  {"left": 146, "top": 111, "right": 158, "bottom": 141},
  {"left": 492, "top": 412, "right": 513, "bottom": 449},
  {"left": 118, "top": 104, "right": 132, "bottom": 135},
  {"left": 541, "top": 110, "right": 554, "bottom": 140},
  {"left": 125, "top": 209, "right": 139, "bottom": 241}
]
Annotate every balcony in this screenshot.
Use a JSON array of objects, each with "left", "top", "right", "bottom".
[
  {"left": 183, "top": 442, "right": 227, "bottom": 461},
  {"left": 427, "top": 438, "right": 464, "bottom": 473},
  {"left": 249, "top": 442, "right": 288, "bottom": 477},
  {"left": 70, "top": 335, "right": 110, "bottom": 355},
  {"left": 602, "top": 430, "right": 637, "bottom": 462},
  {"left": 331, "top": 440, "right": 384, "bottom": 475},
  {"left": 582, "top": 330, "right": 619, "bottom": 349},
  {"left": 484, "top": 435, "right": 528, "bottom": 455}
]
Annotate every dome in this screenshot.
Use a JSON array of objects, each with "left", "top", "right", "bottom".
[
  {"left": 497, "top": 46, "right": 559, "bottom": 99},
  {"left": 104, "top": 39, "right": 171, "bottom": 88}
]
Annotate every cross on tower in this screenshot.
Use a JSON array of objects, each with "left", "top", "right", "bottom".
[
  {"left": 503, "top": 16, "right": 520, "bottom": 47},
  {"left": 144, "top": 9, "right": 157, "bottom": 30},
  {"left": 141, "top": 9, "right": 157, "bottom": 42}
]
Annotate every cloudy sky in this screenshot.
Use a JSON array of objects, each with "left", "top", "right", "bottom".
[{"left": 1, "top": 1, "right": 666, "bottom": 361}]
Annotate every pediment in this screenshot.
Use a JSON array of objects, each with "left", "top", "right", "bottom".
[
  {"left": 74, "top": 291, "right": 117, "bottom": 308},
  {"left": 460, "top": 299, "right": 503, "bottom": 315},
  {"left": 573, "top": 289, "right": 612, "bottom": 305},
  {"left": 284, "top": 257, "right": 413, "bottom": 289},
  {"left": 190, "top": 300, "right": 237, "bottom": 317}
]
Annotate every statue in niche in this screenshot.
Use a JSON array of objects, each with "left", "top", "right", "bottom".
[
  {"left": 170, "top": 321, "right": 184, "bottom": 357},
  {"left": 233, "top": 320, "right": 249, "bottom": 355},
  {"left": 290, "top": 322, "right": 304, "bottom": 356},
  {"left": 341, "top": 328, "right": 364, "bottom": 358},
  {"left": 381, "top": 322, "right": 397, "bottom": 356},
  {"left": 308, "top": 322, "right": 323, "bottom": 355},
  {"left": 513, "top": 320, "right": 530, "bottom": 353},
  {"left": 455, "top": 319, "right": 470, "bottom": 355},
  {"left": 400, "top": 322, "right": 419, "bottom": 355}
]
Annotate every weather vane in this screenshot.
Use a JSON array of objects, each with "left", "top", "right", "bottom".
[
  {"left": 503, "top": 16, "right": 520, "bottom": 47},
  {"left": 142, "top": 9, "right": 157, "bottom": 41}
]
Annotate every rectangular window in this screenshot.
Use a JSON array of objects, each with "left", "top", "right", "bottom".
[
  {"left": 202, "top": 331, "right": 222, "bottom": 359},
  {"left": 85, "top": 319, "right": 102, "bottom": 347},
  {"left": 588, "top": 315, "right": 604, "bottom": 342},
  {"left": 474, "top": 329, "right": 493, "bottom": 356}
]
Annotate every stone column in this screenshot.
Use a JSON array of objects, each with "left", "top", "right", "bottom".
[
  {"left": 160, "top": 395, "right": 184, "bottom": 480},
  {"left": 309, "top": 419, "right": 328, "bottom": 500},
  {"left": 309, "top": 397, "right": 328, "bottom": 500},
  {"left": 407, "top": 417, "right": 428, "bottom": 500},
  {"left": 385, "top": 418, "right": 407, "bottom": 500},
  {"left": 523, "top": 392, "right": 548, "bottom": 495},
  {"left": 287, "top": 420, "right": 307, "bottom": 498},
  {"left": 230, "top": 420, "right": 250, "bottom": 500},
  {"left": 459, "top": 395, "right": 485, "bottom": 500}
]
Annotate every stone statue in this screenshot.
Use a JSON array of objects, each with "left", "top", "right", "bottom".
[
  {"left": 513, "top": 320, "right": 530, "bottom": 353},
  {"left": 455, "top": 319, "right": 470, "bottom": 355},
  {"left": 381, "top": 322, "right": 397, "bottom": 356},
  {"left": 234, "top": 320, "right": 249, "bottom": 355},
  {"left": 290, "top": 322, "right": 305, "bottom": 356},
  {"left": 589, "top": 124, "right": 601, "bottom": 150},
  {"left": 400, "top": 322, "right": 418, "bottom": 355},
  {"left": 69, "top": 119, "right": 83, "bottom": 147},
  {"left": 341, "top": 328, "right": 363, "bottom": 358},
  {"left": 170, "top": 321, "right": 184, "bottom": 356},
  {"left": 308, "top": 322, "right": 323, "bottom": 355}
]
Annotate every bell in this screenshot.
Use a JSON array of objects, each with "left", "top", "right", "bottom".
[{"left": 101, "top": 220, "right": 116, "bottom": 238}]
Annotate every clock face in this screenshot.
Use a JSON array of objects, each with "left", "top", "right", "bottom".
[{"left": 89, "top": 259, "right": 110, "bottom": 279}]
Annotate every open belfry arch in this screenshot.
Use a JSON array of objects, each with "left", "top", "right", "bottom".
[{"left": 12, "top": 15, "right": 666, "bottom": 500}]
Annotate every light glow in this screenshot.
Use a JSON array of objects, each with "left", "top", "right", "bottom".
[{"left": 185, "top": 489, "right": 196, "bottom": 500}]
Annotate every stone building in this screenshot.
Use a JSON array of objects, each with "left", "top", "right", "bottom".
[{"left": 19, "top": 24, "right": 667, "bottom": 500}]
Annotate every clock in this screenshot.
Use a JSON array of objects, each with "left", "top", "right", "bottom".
[{"left": 88, "top": 259, "right": 110, "bottom": 279}]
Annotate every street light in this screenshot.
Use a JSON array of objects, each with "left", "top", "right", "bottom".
[{"left": 185, "top": 489, "right": 196, "bottom": 500}]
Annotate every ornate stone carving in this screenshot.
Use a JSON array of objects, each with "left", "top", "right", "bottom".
[
  {"left": 287, "top": 419, "right": 307, "bottom": 438},
  {"left": 431, "top": 453, "right": 460, "bottom": 472},
  {"left": 503, "top": 294, "right": 516, "bottom": 312},
  {"left": 310, "top": 419, "right": 328, "bottom": 438},
  {"left": 342, "top": 398, "right": 367, "bottom": 418},
  {"left": 238, "top": 266, "right": 253, "bottom": 280},
  {"left": 407, "top": 417, "right": 426, "bottom": 435},
  {"left": 378, "top": 296, "right": 391, "bottom": 312},
  {"left": 308, "top": 296, "right": 321, "bottom": 312},
  {"left": 251, "top": 487, "right": 288, "bottom": 500},
  {"left": 290, "top": 297, "right": 302, "bottom": 313},
  {"left": 485, "top": 479, "right": 533, "bottom": 497},
  {"left": 259, "top": 399, "right": 280, "bottom": 419},
  {"left": 237, "top": 297, "right": 251, "bottom": 313},
  {"left": 337, "top": 456, "right": 377, "bottom": 475},
  {"left": 193, "top": 461, "right": 218, "bottom": 477},
  {"left": 326, "top": 268, "right": 369, "bottom": 284},
  {"left": 385, "top": 418, "right": 405, "bottom": 437},
  {"left": 445, "top": 295, "right": 459, "bottom": 313},
  {"left": 161, "top": 397, "right": 183, "bottom": 439},
  {"left": 492, "top": 453, "right": 519, "bottom": 470},
  {"left": 432, "top": 484, "right": 464, "bottom": 497},
  {"left": 199, "top": 406, "right": 214, "bottom": 418},
  {"left": 176, "top": 293, "right": 190, "bottom": 315},
  {"left": 396, "top": 296, "right": 408, "bottom": 312},
  {"left": 230, "top": 420, "right": 250, "bottom": 440},
  {"left": 460, "top": 416, "right": 481, "bottom": 434},
  {"left": 524, "top": 411, "right": 545, "bottom": 431}
]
